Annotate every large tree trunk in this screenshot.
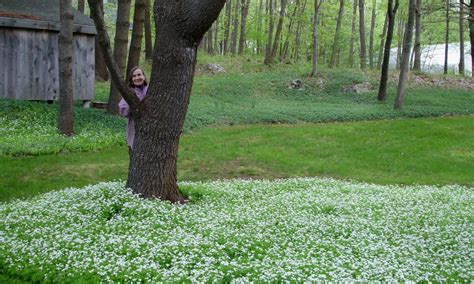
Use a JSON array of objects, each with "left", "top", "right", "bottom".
[
  {"left": 329, "top": 0, "right": 345, "bottom": 68},
  {"left": 377, "top": 12, "right": 388, "bottom": 69},
  {"left": 349, "top": 0, "right": 358, "bottom": 67},
  {"left": 359, "top": 0, "right": 367, "bottom": 69},
  {"left": 369, "top": 0, "right": 376, "bottom": 69},
  {"left": 311, "top": 0, "right": 322, "bottom": 76},
  {"left": 126, "top": 0, "right": 146, "bottom": 75},
  {"left": 88, "top": 0, "right": 226, "bottom": 202},
  {"left": 412, "top": 0, "right": 422, "bottom": 71},
  {"left": 238, "top": 0, "right": 251, "bottom": 54},
  {"left": 144, "top": 0, "right": 153, "bottom": 61},
  {"left": 377, "top": 0, "right": 399, "bottom": 101},
  {"left": 444, "top": 0, "right": 450, "bottom": 75},
  {"left": 92, "top": 1, "right": 109, "bottom": 81},
  {"left": 106, "top": 0, "right": 131, "bottom": 114},
  {"left": 58, "top": 0, "right": 75, "bottom": 136},
  {"left": 394, "top": 0, "right": 416, "bottom": 109}
]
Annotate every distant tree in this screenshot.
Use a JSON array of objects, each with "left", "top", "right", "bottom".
[
  {"left": 269, "top": 0, "right": 287, "bottom": 62},
  {"left": 329, "top": 0, "right": 345, "bottom": 68},
  {"left": 88, "top": 0, "right": 226, "bottom": 201},
  {"left": 377, "top": 13, "right": 388, "bottom": 69},
  {"left": 78, "top": 0, "right": 85, "bottom": 12},
  {"left": 58, "top": 0, "right": 74, "bottom": 136},
  {"left": 144, "top": 0, "right": 153, "bottom": 61},
  {"left": 231, "top": 0, "right": 241, "bottom": 54},
  {"left": 264, "top": 0, "right": 275, "bottom": 64},
  {"left": 369, "top": 0, "right": 376, "bottom": 69},
  {"left": 469, "top": 0, "right": 473, "bottom": 77},
  {"left": 106, "top": 0, "right": 131, "bottom": 115},
  {"left": 293, "top": 0, "right": 307, "bottom": 61},
  {"left": 239, "top": 0, "right": 251, "bottom": 54},
  {"left": 395, "top": 0, "right": 416, "bottom": 109},
  {"left": 92, "top": 1, "right": 109, "bottom": 81},
  {"left": 349, "top": 0, "right": 358, "bottom": 67},
  {"left": 126, "top": 0, "right": 146, "bottom": 75},
  {"left": 412, "top": 0, "right": 422, "bottom": 71},
  {"left": 377, "top": 0, "right": 399, "bottom": 101},
  {"left": 444, "top": 0, "right": 450, "bottom": 75},
  {"left": 223, "top": 0, "right": 233, "bottom": 54},
  {"left": 359, "top": 0, "right": 367, "bottom": 69},
  {"left": 311, "top": 0, "right": 323, "bottom": 76},
  {"left": 458, "top": 0, "right": 465, "bottom": 75}
]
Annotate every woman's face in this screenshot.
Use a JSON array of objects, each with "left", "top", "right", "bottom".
[{"left": 132, "top": 69, "right": 145, "bottom": 86}]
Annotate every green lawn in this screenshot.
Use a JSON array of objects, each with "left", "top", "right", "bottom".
[{"left": 1, "top": 116, "right": 473, "bottom": 202}]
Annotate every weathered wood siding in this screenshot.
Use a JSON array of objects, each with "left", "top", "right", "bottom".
[{"left": 0, "top": 27, "right": 95, "bottom": 100}]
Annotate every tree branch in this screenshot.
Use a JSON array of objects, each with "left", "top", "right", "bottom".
[{"left": 87, "top": 0, "right": 142, "bottom": 114}]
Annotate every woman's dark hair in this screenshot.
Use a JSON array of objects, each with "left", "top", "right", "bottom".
[{"left": 128, "top": 66, "right": 148, "bottom": 87}]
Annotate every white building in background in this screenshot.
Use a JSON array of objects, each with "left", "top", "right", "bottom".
[{"left": 391, "top": 42, "right": 472, "bottom": 76}]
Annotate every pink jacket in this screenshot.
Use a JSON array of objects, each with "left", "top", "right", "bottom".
[{"left": 118, "top": 85, "right": 148, "bottom": 148}]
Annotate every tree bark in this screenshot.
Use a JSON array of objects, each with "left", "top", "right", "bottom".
[
  {"left": 239, "top": 0, "right": 251, "bottom": 54},
  {"left": 264, "top": 0, "right": 275, "bottom": 64},
  {"left": 444, "top": 0, "right": 450, "bottom": 75},
  {"left": 231, "top": 0, "right": 240, "bottom": 54},
  {"left": 377, "top": 12, "right": 388, "bottom": 69},
  {"left": 126, "top": 0, "right": 146, "bottom": 75},
  {"left": 329, "top": 0, "right": 345, "bottom": 68},
  {"left": 359, "top": 0, "right": 367, "bottom": 69},
  {"left": 88, "top": 0, "right": 226, "bottom": 202},
  {"left": 144, "top": 0, "right": 153, "bottom": 61},
  {"left": 58, "top": 0, "right": 75, "bottom": 136},
  {"left": 469, "top": 0, "right": 474, "bottom": 77},
  {"left": 106, "top": 0, "right": 131, "bottom": 114},
  {"left": 394, "top": 0, "right": 416, "bottom": 109},
  {"left": 311, "top": 0, "right": 322, "bottom": 76},
  {"left": 223, "top": 0, "right": 233, "bottom": 54},
  {"left": 349, "top": 0, "right": 358, "bottom": 67},
  {"left": 269, "top": 0, "right": 287, "bottom": 63},
  {"left": 412, "top": 0, "right": 422, "bottom": 71},
  {"left": 369, "top": 0, "right": 376, "bottom": 69},
  {"left": 93, "top": 1, "right": 109, "bottom": 81},
  {"left": 377, "top": 0, "right": 399, "bottom": 101},
  {"left": 459, "top": 0, "right": 465, "bottom": 75}
]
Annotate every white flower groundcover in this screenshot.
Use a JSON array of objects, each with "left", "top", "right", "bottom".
[{"left": 0, "top": 178, "right": 472, "bottom": 282}]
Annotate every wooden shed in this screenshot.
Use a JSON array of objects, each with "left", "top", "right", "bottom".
[{"left": 0, "top": 0, "right": 96, "bottom": 101}]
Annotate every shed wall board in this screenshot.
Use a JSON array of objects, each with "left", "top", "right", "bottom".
[{"left": 0, "top": 27, "right": 95, "bottom": 101}]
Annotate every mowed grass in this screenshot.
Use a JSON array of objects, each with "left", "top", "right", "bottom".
[{"left": 1, "top": 116, "right": 472, "bottom": 202}]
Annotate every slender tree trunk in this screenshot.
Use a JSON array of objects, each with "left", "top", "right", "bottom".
[
  {"left": 369, "top": 0, "right": 376, "bottom": 69},
  {"left": 377, "top": 12, "right": 388, "bottom": 69},
  {"left": 444, "top": 0, "right": 450, "bottom": 74},
  {"left": 349, "top": 0, "right": 358, "bottom": 67},
  {"left": 281, "top": 0, "right": 299, "bottom": 62},
  {"left": 78, "top": 0, "right": 85, "bottom": 12},
  {"left": 93, "top": 1, "right": 109, "bottom": 81},
  {"left": 239, "top": 0, "right": 251, "bottom": 54},
  {"left": 214, "top": 16, "right": 220, "bottom": 54},
  {"left": 264, "top": 0, "right": 275, "bottom": 64},
  {"left": 106, "top": 0, "right": 131, "bottom": 114},
  {"left": 267, "top": 0, "right": 287, "bottom": 63},
  {"left": 396, "top": 15, "right": 403, "bottom": 69},
  {"left": 459, "top": 0, "right": 465, "bottom": 75},
  {"left": 412, "top": 0, "right": 422, "bottom": 71},
  {"left": 144, "top": 0, "right": 153, "bottom": 60},
  {"left": 58, "top": 0, "right": 74, "bottom": 136},
  {"left": 377, "top": 0, "right": 399, "bottom": 101},
  {"left": 359, "top": 0, "right": 367, "bottom": 69},
  {"left": 89, "top": 0, "right": 226, "bottom": 202},
  {"left": 293, "top": 0, "right": 307, "bottom": 61},
  {"left": 395, "top": 0, "right": 416, "bottom": 109},
  {"left": 311, "top": 0, "right": 322, "bottom": 76},
  {"left": 126, "top": 0, "right": 146, "bottom": 75},
  {"left": 231, "top": 0, "right": 240, "bottom": 54},
  {"left": 257, "top": 0, "right": 264, "bottom": 55},
  {"left": 469, "top": 0, "right": 474, "bottom": 77},
  {"left": 329, "top": 0, "right": 345, "bottom": 68},
  {"left": 223, "top": 0, "right": 232, "bottom": 54}
]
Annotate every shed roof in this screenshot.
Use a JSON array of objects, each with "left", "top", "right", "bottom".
[{"left": 0, "top": 0, "right": 96, "bottom": 34}]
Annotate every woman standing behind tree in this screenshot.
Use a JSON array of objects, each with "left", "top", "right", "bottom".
[{"left": 118, "top": 66, "right": 148, "bottom": 154}]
